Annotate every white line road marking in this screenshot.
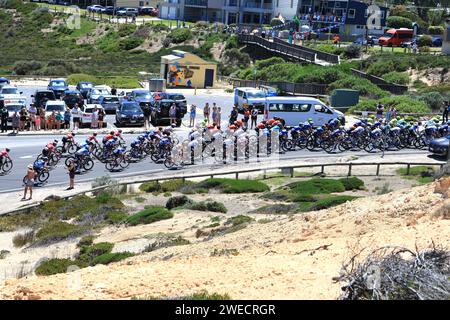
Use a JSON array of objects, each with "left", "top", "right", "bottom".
[{"left": 19, "top": 155, "right": 34, "bottom": 159}]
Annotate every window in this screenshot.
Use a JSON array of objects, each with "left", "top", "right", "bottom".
[
  {"left": 314, "top": 104, "right": 332, "bottom": 114},
  {"left": 399, "top": 33, "right": 412, "bottom": 39},
  {"left": 348, "top": 9, "right": 355, "bottom": 19},
  {"left": 269, "top": 103, "right": 311, "bottom": 112},
  {"left": 139, "top": 1, "right": 144, "bottom": 6},
  {"left": 335, "top": 2, "right": 340, "bottom": 7}
]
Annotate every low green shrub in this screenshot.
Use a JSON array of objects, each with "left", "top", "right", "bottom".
[
  {"left": 196, "top": 178, "right": 270, "bottom": 193},
  {"left": 106, "top": 211, "right": 128, "bottom": 224},
  {"left": 188, "top": 201, "right": 228, "bottom": 213},
  {"left": 286, "top": 178, "right": 346, "bottom": 195},
  {"left": 382, "top": 71, "right": 410, "bottom": 85},
  {"left": 35, "top": 221, "right": 85, "bottom": 244},
  {"left": 35, "top": 258, "right": 79, "bottom": 276},
  {"left": 328, "top": 76, "right": 389, "bottom": 99},
  {"left": 12, "top": 230, "right": 35, "bottom": 248},
  {"left": 166, "top": 195, "right": 193, "bottom": 209},
  {"left": 167, "top": 28, "right": 192, "bottom": 43},
  {"left": 254, "top": 204, "right": 298, "bottom": 214},
  {"left": 417, "top": 35, "right": 432, "bottom": 47},
  {"left": 118, "top": 36, "right": 144, "bottom": 50},
  {"left": 343, "top": 44, "right": 361, "bottom": 59},
  {"left": 139, "top": 181, "right": 161, "bottom": 193},
  {"left": 349, "top": 96, "right": 431, "bottom": 114},
  {"left": 77, "top": 235, "right": 95, "bottom": 247},
  {"left": 387, "top": 16, "right": 413, "bottom": 29},
  {"left": 117, "top": 24, "right": 137, "bottom": 37},
  {"left": 160, "top": 179, "right": 193, "bottom": 192},
  {"left": 91, "top": 252, "right": 134, "bottom": 265},
  {"left": 339, "top": 177, "right": 365, "bottom": 190},
  {"left": 227, "top": 215, "right": 253, "bottom": 227},
  {"left": 305, "top": 195, "right": 356, "bottom": 211},
  {"left": 125, "top": 206, "right": 173, "bottom": 226}
]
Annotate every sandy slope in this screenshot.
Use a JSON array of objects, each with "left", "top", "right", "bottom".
[{"left": 1, "top": 180, "right": 449, "bottom": 300}]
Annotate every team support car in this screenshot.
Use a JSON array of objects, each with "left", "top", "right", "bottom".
[
  {"left": 47, "top": 78, "right": 69, "bottom": 99},
  {"left": 115, "top": 101, "right": 144, "bottom": 127},
  {"left": 76, "top": 82, "right": 94, "bottom": 99},
  {"left": 31, "top": 90, "right": 56, "bottom": 109},
  {"left": 62, "top": 90, "right": 84, "bottom": 109},
  {"left": 98, "top": 95, "right": 120, "bottom": 114},
  {"left": 151, "top": 99, "right": 186, "bottom": 127},
  {"left": 80, "top": 104, "right": 106, "bottom": 128},
  {"left": 0, "top": 85, "right": 27, "bottom": 105},
  {"left": 429, "top": 135, "right": 449, "bottom": 158}
]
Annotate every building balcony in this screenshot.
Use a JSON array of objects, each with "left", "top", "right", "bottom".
[{"left": 185, "top": 0, "right": 207, "bottom": 6}]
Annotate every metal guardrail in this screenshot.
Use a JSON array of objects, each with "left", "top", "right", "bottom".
[
  {"left": 273, "top": 37, "right": 340, "bottom": 64},
  {"left": 220, "top": 77, "right": 328, "bottom": 96},
  {"left": 1, "top": 160, "right": 445, "bottom": 216},
  {"left": 238, "top": 34, "right": 317, "bottom": 63},
  {"left": 351, "top": 69, "right": 408, "bottom": 95}
]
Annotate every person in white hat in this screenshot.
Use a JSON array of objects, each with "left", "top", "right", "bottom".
[{"left": 22, "top": 164, "right": 35, "bottom": 201}]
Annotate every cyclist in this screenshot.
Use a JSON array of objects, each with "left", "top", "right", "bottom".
[
  {"left": 62, "top": 132, "right": 75, "bottom": 152},
  {"left": 0, "top": 148, "right": 11, "bottom": 163},
  {"left": 74, "top": 143, "right": 91, "bottom": 173},
  {"left": 102, "top": 131, "right": 115, "bottom": 145}
]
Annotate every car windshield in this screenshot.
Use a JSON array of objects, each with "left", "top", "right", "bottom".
[
  {"left": 80, "top": 83, "right": 93, "bottom": 89},
  {"left": 134, "top": 92, "right": 151, "bottom": 98},
  {"left": 382, "top": 33, "right": 393, "bottom": 38},
  {"left": 37, "top": 92, "right": 55, "bottom": 99},
  {"left": 6, "top": 105, "right": 22, "bottom": 112},
  {"left": 1, "top": 88, "right": 18, "bottom": 94},
  {"left": 93, "top": 89, "right": 109, "bottom": 95},
  {"left": 168, "top": 94, "right": 185, "bottom": 100},
  {"left": 247, "top": 91, "right": 266, "bottom": 98},
  {"left": 46, "top": 104, "right": 65, "bottom": 111},
  {"left": 122, "top": 105, "right": 140, "bottom": 111},
  {"left": 50, "top": 80, "right": 66, "bottom": 87},
  {"left": 103, "top": 97, "right": 119, "bottom": 102},
  {"left": 65, "top": 93, "right": 79, "bottom": 98}
]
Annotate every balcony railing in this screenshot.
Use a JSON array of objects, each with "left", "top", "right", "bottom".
[
  {"left": 243, "top": 1, "right": 272, "bottom": 9},
  {"left": 185, "top": 0, "right": 207, "bottom": 6}
]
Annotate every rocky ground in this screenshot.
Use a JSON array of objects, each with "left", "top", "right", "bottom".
[{"left": 0, "top": 175, "right": 448, "bottom": 300}]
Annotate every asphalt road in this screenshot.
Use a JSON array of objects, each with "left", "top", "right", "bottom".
[{"left": 0, "top": 131, "right": 435, "bottom": 192}]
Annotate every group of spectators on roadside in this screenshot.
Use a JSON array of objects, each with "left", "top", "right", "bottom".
[{"left": 0, "top": 103, "right": 106, "bottom": 134}]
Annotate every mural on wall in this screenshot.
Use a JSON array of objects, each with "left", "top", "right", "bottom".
[{"left": 168, "top": 62, "right": 196, "bottom": 87}]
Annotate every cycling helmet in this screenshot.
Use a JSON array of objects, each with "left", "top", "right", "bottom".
[
  {"left": 229, "top": 124, "right": 237, "bottom": 130},
  {"left": 257, "top": 123, "right": 265, "bottom": 129},
  {"left": 267, "top": 119, "right": 276, "bottom": 125},
  {"left": 5, "top": 148, "right": 10, "bottom": 152}
]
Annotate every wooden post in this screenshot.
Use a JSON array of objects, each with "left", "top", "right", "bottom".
[
  {"left": 321, "top": 165, "right": 324, "bottom": 174},
  {"left": 235, "top": 172, "right": 239, "bottom": 179},
  {"left": 348, "top": 163, "right": 352, "bottom": 176},
  {"left": 263, "top": 170, "right": 267, "bottom": 179},
  {"left": 290, "top": 167, "right": 294, "bottom": 178},
  {"left": 376, "top": 163, "right": 380, "bottom": 176},
  {"left": 406, "top": 164, "right": 411, "bottom": 175}
]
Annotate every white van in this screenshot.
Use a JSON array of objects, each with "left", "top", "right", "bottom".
[
  {"left": 234, "top": 87, "right": 266, "bottom": 114},
  {"left": 264, "top": 96, "right": 345, "bottom": 126}
]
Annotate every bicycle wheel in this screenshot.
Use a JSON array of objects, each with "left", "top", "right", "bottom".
[
  {"left": 105, "top": 161, "right": 116, "bottom": 171},
  {"left": 38, "top": 171, "right": 50, "bottom": 183},
  {"left": 65, "top": 156, "right": 77, "bottom": 167},
  {"left": 68, "top": 143, "right": 78, "bottom": 155},
  {"left": 2, "top": 159, "right": 13, "bottom": 173},
  {"left": 83, "top": 159, "right": 94, "bottom": 171},
  {"left": 119, "top": 158, "right": 129, "bottom": 169},
  {"left": 164, "top": 157, "right": 175, "bottom": 169}
]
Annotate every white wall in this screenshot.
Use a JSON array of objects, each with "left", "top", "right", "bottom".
[{"left": 273, "top": 0, "right": 299, "bottom": 20}]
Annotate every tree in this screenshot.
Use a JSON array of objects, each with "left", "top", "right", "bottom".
[{"left": 386, "top": 16, "right": 413, "bottom": 29}]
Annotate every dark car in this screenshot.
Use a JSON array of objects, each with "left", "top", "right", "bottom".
[
  {"left": 31, "top": 90, "right": 56, "bottom": 109},
  {"left": 62, "top": 90, "right": 83, "bottom": 109},
  {"left": 151, "top": 99, "right": 186, "bottom": 127},
  {"left": 138, "top": 7, "right": 157, "bottom": 16},
  {"left": 76, "top": 82, "right": 94, "bottom": 99},
  {"left": 129, "top": 89, "right": 154, "bottom": 108},
  {"left": 99, "top": 95, "right": 120, "bottom": 114},
  {"left": 0, "top": 77, "right": 10, "bottom": 90},
  {"left": 47, "top": 78, "right": 69, "bottom": 99},
  {"left": 432, "top": 36, "right": 442, "bottom": 47},
  {"left": 104, "top": 6, "right": 116, "bottom": 15},
  {"left": 157, "top": 93, "right": 187, "bottom": 113},
  {"left": 116, "top": 101, "right": 144, "bottom": 127},
  {"left": 429, "top": 135, "right": 449, "bottom": 158}
]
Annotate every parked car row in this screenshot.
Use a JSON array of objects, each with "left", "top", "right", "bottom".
[{"left": 87, "top": 5, "right": 158, "bottom": 16}]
